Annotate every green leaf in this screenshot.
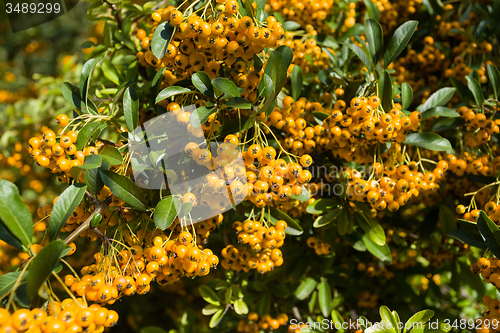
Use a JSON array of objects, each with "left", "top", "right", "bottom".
[
  {"left": 212, "top": 77, "right": 240, "bottom": 98},
  {"left": 155, "top": 86, "right": 192, "bottom": 104},
  {"left": 84, "top": 160, "right": 110, "bottom": 196},
  {"left": 100, "top": 170, "right": 147, "bottom": 210},
  {"left": 487, "top": 64, "right": 500, "bottom": 100},
  {"left": 317, "top": 277, "right": 332, "bottom": 318},
  {"left": 267, "top": 206, "right": 303, "bottom": 235},
  {"left": 362, "top": 233, "right": 392, "bottom": 263},
  {"left": 331, "top": 310, "right": 346, "bottom": 332},
  {"left": 384, "top": 21, "right": 418, "bottom": 67},
  {"left": 199, "top": 285, "right": 221, "bottom": 306},
  {"left": 0, "top": 180, "right": 33, "bottom": 248},
  {"left": 225, "top": 97, "right": 251, "bottom": 109},
  {"left": 75, "top": 122, "right": 101, "bottom": 151},
  {"left": 0, "top": 221, "right": 23, "bottom": 251},
  {"left": 419, "top": 87, "right": 456, "bottom": 113},
  {"left": 62, "top": 82, "right": 84, "bottom": 110},
  {"left": 337, "top": 207, "right": 350, "bottom": 235},
  {"left": 295, "top": 277, "right": 317, "bottom": 300},
  {"left": 313, "top": 206, "right": 343, "bottom": 228},
  {"left": 154, "top": 197, "right": 178, "bottom": 230},
  {"left": 338, "top": 24, "right": 364, "bottom": 42},
  {"left": 0, "top": 271, "right": 27, "bottom": 300},
  {"left": 49, "top": 184, "right": 87, "bottom": 240},
  {"left": 379, "top": 306, "right": 398, "bottom": 333},
  {"left": 100, "top": 146, "right": 123, "bottom": 165},
  {"left": 403, "top": 132, "right": 452, "bottom": 151},
  {"left": 379, "top": 70, "right": 393, "bottom": 112},
  {"left": 306, "top": 199, "right": 340, "bottom": 214},
  {"left": 190, "top": 106, "right": 216, "bottom": 127},
  {"left": 79, "top": 57, "right": 103, "bottom": 105},
  {"left": 151, "top": 22, "right": 176, "bottom": 60},
  {"left": 356, "top": 211, "right": 386, "bottom": 246},
  {"left": 27, "top": 240, "right": 70, "bottom": 301},
  {"left": 209, "top": 309, "right": 224, "bottom": 328},
  {"left": 477, "top": 211, "right": 500, "bottom": 258},
  {"left": 283, "top": 21, "right": 301, "bottom": 31},
  {"left": 420, "top": 107, "right": 459, "bottom": 120},
  {"left": 448, "top": 229, "right": 486, "bottom": 249},
  {"left": 291, "top": 65, "right": 303, "bottom": 101},
  {"left": 234, "top": 299, "right": 249, "bottom": 315},
  {"left": 101, "top": 59, "right": 120, "bottom": 85},
  {"left": 365, "top": 19, "right": 383, "bottom": 63},
  {"left": 364, "top": 0, "right": 380, "bottom": 20},
  {"left": 401, "top": 82, "right": 413, "bottom": 110},
  {"left": 259, "top": 47, "right": 293, "bottom": 114},
  {"left": 465, "top": 76, "right": 485, "bottom": 106},
  {"left": 404, "top": 309, "right": 434, "bottom": 333},
  {"left": 124, "top": 86, "right": 139, "bottom": 132},
  {"left": 342, "top": 43, "right": 372, "bottom": 72},
  {"left": 192, "top": 71, "right": 215, "bottom": 98},
  {"left": 439, "top": 205, "right": 457, "bottom": 234},
  {"left": 70, "top": 154, "right": 102, "bottom": 180}
]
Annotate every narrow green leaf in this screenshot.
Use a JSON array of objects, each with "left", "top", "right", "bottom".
[
  {"left": 0, "top": 271, "right": 27, "bottom": 300},
  {"left": 448, "top": 229, "right": 487, "bottom": 249},
  {"left": 314, "top": 206, "right": 343, "bottom": 228},
  {"left": 401, "top": 82, "right": 413, "bottom": 110},
  {"left": 283, "top": 21, "right": 301, "bottom": 31},
  {"left": 151, "top": 22, "right": 176, "bottom": 60},
  {"left": 343, "top": 43, "right": 372, "bottom": 72},
  {"left": 27, "top": 240, "right": 70, "bottom": 301},
  {"left": 379, "top": 306, "right": 398, "bottom": 333},
  {"left": 421, "top": 107, "right": 459, "bottom": 120},
  {"left": 403, "top": 309, "right": 434, "bottom": 333},
  {"left": 49, "top": 184, "right": 87, "bottom": 240},
  {"left": 317, "top": 277, "right": 332, "bottom": 318},
  {"left": 465, "top": 76, "right": 485, "bottom": 106},
  {"left": 384, "top": 21, "right": 418, "bottom": 67},
  {"left": 295, "top": 278, "right": 317, "bottom": 300},
  {"left": 79, "top": 57, "right": 103, "bottom": 104},
  {"left": 155, "top": 86, "right": 192, "bottom": 104},
  {"left": 337, "top": 207, "right": 350, "bottom": 235},
  {"left": 0, "top": 221, "right": 23, "bottom": 251},
  {"left": 363, "top": 0, "right": 380, "bottom": 20},
  {"left": 212, "top": 77, "right": 240, "bottom": 98},
  {"left": 75, "top": 122, "right": 101, "bottom": 151},
  {"left": 379, "top": 70, "right": 393, "bottom": 112},
  {"left": 84, "top": 160, "right": 110, "bottom": 196},
  {"left": 199, "top": 285, "right": 221, "bottom": 305},
  {"left": 61, "top": 82, "right": 84, "bottom": 110},
  {"left": 154, "top": 197, "right": 178, "bottom": 230},
  {"left": 192, "top": 71, "right": 215, "bottom": 98},
  {"left": 70, "top": 154, "right": 102, "bottom": 180},
  {"left": 124, "top": 86, "right": 139, "bottom": 132},
  {"left": 0, "top": 180, "right": 33, "bottom": 248},
  {"left": 356, "top": 211, "right": 386, "bottom": 246},
  {"left": 307, "top": 199, "right": 340, "bottom": 214},
  {"left": 225, "top": 97, "right": 251, "bottom": 109},
  {"left": 101, "top": 59, "right": 121, "bottom": 85},
  {"left": 365, "top": 19, "right": 383, "bottom": 63},
  {"left": 362, "top": 233, "right": 392, "bottom": 263},
  {"left": 100, "top": 170, "right": 147, "bottom": 210},
  {"left": 209, "top": 309, "right": 224, "bottom": 328},
  {"left": 100, "top": 146, "right": 123, "bottom": 165},
  {"left": 487, "top": 64, "right": 500, "bottom": 100},
  {"left": 291, "top": 65, "right": 303, "bottom": 101},
  {"left": 190, "top": 106, "right": 216, "bottom": 127},
  {"left": 477, "top": 211, "right": 500, "bottom": 258},
  {"left": 419, "top": 87, "right": 456, "bottom": 113},
  {"left": 403, "top": 132, "right": 453, "bottom": 151}
]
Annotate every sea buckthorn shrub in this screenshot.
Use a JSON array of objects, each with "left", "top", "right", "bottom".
[{"left": 2, "top": 0, "right": 500, "bottom": 332}]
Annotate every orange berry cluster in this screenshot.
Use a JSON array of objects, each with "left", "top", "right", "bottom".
[
  {"left": 472, "top": 257, "right": 500, "bottom": 333},
  {"left": 221, "top": 219, "right": 287, "bottom": 273},
  {"left": 306, "top": 236, "right": 332, "bottom": 256},
  {"left": 344, "top": 160, "right": 447, "bottom": 212},
  {"left": 268, "top": 0, "right": 357, "bottom": 34},
  {"left": 237, "top": 312, "right": 288, "bottom": 332},
  {"left": 0, "top": 299, "right": 117, "bottom": 333},
  {"left": 65, "top": 231, "right": 220, "bottom": 304},
  {"left": 457, "top": 106, "right": 500, "bottom": 147},
  {"left": 137, "top": 6, "right": 283, "bottom": 86}
]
